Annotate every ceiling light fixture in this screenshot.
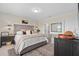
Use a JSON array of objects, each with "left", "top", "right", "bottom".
[{"left": 32, "top": 8, "right": 41, "bottom": 13}]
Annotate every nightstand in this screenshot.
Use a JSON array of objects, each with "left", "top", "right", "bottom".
[
  {"left": 0, "top": 32, "right": 15, "bottom": 47},
  {"left": 0, "top": 36, "right": 15, "bottom": 46}
]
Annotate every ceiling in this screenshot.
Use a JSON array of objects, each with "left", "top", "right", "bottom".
[{"left": 0, "top": 3, "right": 77, "bottom": 21}]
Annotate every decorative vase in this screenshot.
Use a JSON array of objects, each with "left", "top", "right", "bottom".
[{"left": 6, "top": 42, "right": 11, "bottom": 45}]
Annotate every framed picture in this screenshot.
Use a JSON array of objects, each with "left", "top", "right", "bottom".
[
  {"left": 22, "top": 20, "right": 28, "bottom": 24},
  {"left": 51, "top": 23, "right": 62, "bottom": 32}
]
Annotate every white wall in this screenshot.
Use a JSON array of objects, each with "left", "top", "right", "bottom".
[
  {"left": 0, "top": 11, "right": 77, "bottom": 36},
  {"left": 38, "top": 10, "right": 78, "bottom": 35},
  {"left": 0, "top": 4, "right": 78, "bottom": 36},
  {"left": 0, "top": 12, "right": 37, "bottom": 35},
  {"left": 37, "top": 10, "right": 78, "bottom": 44},
  {"left": 34, "top": 4, "right": 78, "bottom": 35}
]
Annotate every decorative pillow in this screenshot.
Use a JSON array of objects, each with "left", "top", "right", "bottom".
[{"left": 23, "top": 31, "right": 26, "bottom": 35}]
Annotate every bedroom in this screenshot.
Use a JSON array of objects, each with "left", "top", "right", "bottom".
[{"left": 0, "top": 3, "right": 78, "bottom": 56}]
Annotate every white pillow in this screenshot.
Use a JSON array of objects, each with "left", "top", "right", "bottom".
[
  {"left": 26, "top": 30, "right": 31, "bottom": 35},
  {"left": 16, "top": 31, "right": 23, "bottom": 35}
]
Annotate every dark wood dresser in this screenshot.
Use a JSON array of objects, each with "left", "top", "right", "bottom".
[
  {"left": 54, "top": 38, "right": 79, "bottom": 56},
  {"left": 0, "top": 35, "right": 15, "bottom": 47}
]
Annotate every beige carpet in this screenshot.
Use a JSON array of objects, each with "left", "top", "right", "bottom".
[{"left": 0, "top": 45, "right": 14, "bottom": 56}]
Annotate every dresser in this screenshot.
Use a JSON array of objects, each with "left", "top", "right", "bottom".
[
  {"left": 54, "top": 38, "right": 79, "bottom": 56},
  {"left": 0, "top": 35, "right": 15, "bottom": 47}
]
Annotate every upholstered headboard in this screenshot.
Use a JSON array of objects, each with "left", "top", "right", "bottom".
[{"left": 14, "top": 24, "right": 34, "bottom": 34}]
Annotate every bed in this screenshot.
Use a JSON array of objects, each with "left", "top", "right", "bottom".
[
  {"left": 14, "top": 33, "right": 49, "bottom": 55},
  {"left": 13, "top": 24, "right": 54, "bottom": 56}
]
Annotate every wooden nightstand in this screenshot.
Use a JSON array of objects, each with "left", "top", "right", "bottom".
[{"left": 0, "top": 32, "right": 15, "bottom": 47}]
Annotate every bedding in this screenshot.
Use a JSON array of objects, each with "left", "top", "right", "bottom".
[
  {"left": 14, "top": 33, "right": 48, "bottom": 55},
  {"left": 16, "top": 31, "right": 23, "bottom": 35}
]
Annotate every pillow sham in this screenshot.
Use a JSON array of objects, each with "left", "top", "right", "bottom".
[
  {"left": 21, "top": 29, "right": 26, "bottom": 35},
  {"left": 16, "top": 31, "right": 23, "bottom": 35}
]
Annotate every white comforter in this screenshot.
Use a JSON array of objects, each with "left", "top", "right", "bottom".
[{"left": 14, "top": 34, "right": 48, "bottom": 54}]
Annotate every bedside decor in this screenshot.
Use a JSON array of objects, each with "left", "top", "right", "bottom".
[
  {"left": 4, "top": 24, "right": 12, "bottom": 35},
  {"left": 34, "top": 26, "right": 40, "bottom": 33},
  {"left": 7, "top": 24, "right": 12, "bottom": 30},
  {"left": 6, "top": 41, "right": 11, "bottom": 45}
]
